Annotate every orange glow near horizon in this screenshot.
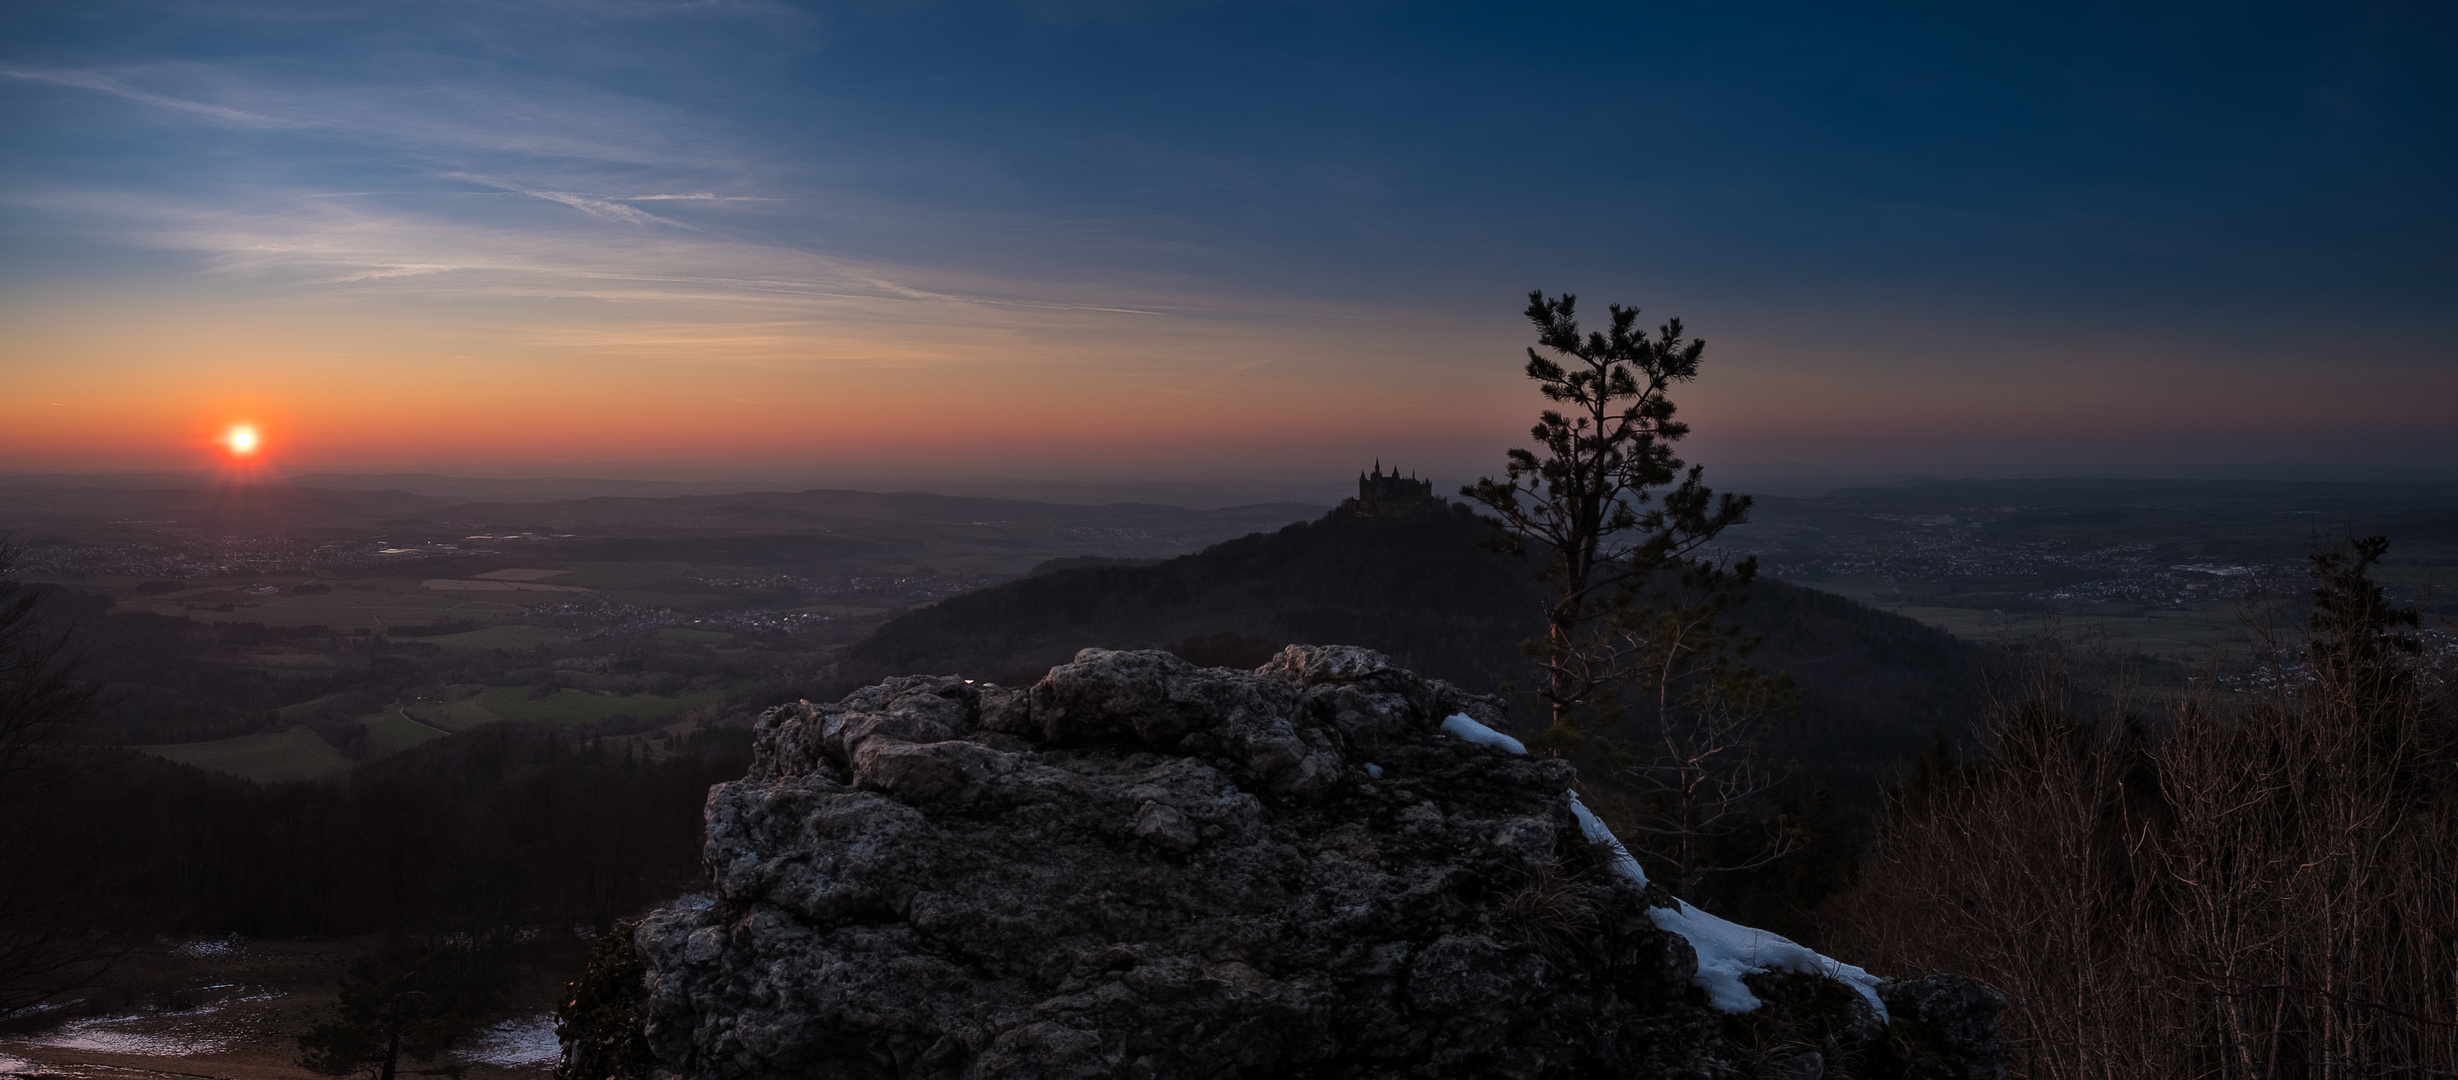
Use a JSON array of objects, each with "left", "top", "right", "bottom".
[
  {"left": 0, "top": 288, "right": 1547, "bottom": 474},
  {"left": 5, "top": 285, "right": 2451, "bottom": 478}
]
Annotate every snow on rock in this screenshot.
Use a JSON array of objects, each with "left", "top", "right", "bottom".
[
  {"left": 1653, "top": 898, "right": 1888, "bottom": 1018},
  {"left": 1569, "top": 788, "right": 1888, "bottom": 1019},
  {"left": 1567, "top": 790, "right": 1648, "bottom": 886},
  {"left": 1439, "top": 711, "right": 1525, "bottom": 754}
]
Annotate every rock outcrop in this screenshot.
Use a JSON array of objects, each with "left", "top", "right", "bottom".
[{"left": 635, "top": 646, "right": 2005, "bottom": 1079}]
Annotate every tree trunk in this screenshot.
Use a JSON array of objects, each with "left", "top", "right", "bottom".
[{"left": 381, "top": 996, "right": 401, "bottom": 1080}]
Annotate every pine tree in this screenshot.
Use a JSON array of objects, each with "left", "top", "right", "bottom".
[
  {"left": 556, "top": 921, "right": 655, "bottom": 1080},
  {"left": 298, "top": 940, "right": 505, "bottom": 1080},
  {"left": 1462, "top": 290, "right": 1752, "bottom": 738}
]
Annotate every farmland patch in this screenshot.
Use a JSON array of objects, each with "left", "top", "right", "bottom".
[
  {"left": 361, "top": 709, "right": 450, "bottom": 755},
  {"left": 139, "top": 726, "right": 352, "bottom": 784},
  {"left": 473, "top": 568, "right": 570, "bottom": 581},
  {"left": 422, "top": 579, "right": 591, "bottom": 592},
  {"left": 469, "top": 684, "right": 732, "bottom": 725},
  {"left": 421, "top": 624, "right": 571, "bottom": 652}
]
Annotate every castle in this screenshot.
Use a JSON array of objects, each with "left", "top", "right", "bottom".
[{"left": 1347, "top": 461, "right": 1444, "bottom": 518}]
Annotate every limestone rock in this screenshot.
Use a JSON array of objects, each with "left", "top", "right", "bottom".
[
  {"left": 636, "top": 645, "right": 2002, "bottom": 1079},
  {"left": 1878, "top": 974, "right": 2011, "bottom": 1080}
]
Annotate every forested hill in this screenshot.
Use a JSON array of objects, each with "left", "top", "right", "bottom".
[{"left": 843, "top": 502, "right": 1983, "bottom": 800}]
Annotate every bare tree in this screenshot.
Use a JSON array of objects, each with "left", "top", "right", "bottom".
[
  {"left": 1827, "top": 539, "right": 2458, "bottom": 1080},
  {"left": 1608, "top": 556, "right": 1801, "bottom": 900},
  {"left": 2148, "top": 537, "right": 2456, "bottom": 1078},
  {"left": 1826, "top": 639, "right": 2169, "bottom": 1080}
]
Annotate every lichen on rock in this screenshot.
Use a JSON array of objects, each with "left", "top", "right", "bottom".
[{"left": 634, "top": 645, "right": 2004, "bottom": 1079}]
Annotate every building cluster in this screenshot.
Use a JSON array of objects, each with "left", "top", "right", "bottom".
[{"left": 1345, "top": 462, "right": 1446, "bottom": 519}]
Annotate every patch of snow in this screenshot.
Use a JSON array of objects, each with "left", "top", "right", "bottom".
[
  {"left": 462, "top": 1013, "right": 561, "bottom": 1069},
  {"left": 1564, "top": 790, "right": 1888, "bottom": 1021},
  {"left": 1653, "top": 899, "right": 1887, "bottom": 1018},
  {"left": 1439, "top": 713, "right": 1524, "bottom": 754},
  {"left": 1363, "top": 763, "right": 1383, "bottom": 779},
  {"left": 23, "top": 1014, "right": 231, "bottom": 1056},
  {"left": 1566, "top": 791, "right": 1647, "bottom": 886},
  {"left": 0, "top": 999, "right": 75, "bottom": 1022},
  {"left": 173, "top": 934, "right": 243, "bottom": 957}
]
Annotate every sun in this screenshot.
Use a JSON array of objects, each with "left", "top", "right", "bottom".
[{"left": 224, "top": 423, "right": 261, "bottom": 456}]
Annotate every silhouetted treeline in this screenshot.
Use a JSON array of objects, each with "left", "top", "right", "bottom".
[{"left": 22, "top": 723, "right": 748, "bottom": 939}]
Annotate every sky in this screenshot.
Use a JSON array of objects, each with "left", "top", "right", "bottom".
[{"left": 2, "top": 0, "right": 2453, "bottom": 493}]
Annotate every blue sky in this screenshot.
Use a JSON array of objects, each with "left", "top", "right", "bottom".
[{"left": 3, "top": 0, "right": 2451, "bottom": 485}]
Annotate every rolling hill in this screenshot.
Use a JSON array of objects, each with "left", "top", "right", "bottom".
[{"left": 841, "top": 502, "right": 1984, "bottom": 802}]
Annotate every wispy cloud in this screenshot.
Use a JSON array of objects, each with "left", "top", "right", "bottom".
[
  {"left": 0, "top": 63, "right": 289, "bottom": 127},
  {"left": 0, "top": 1, "right": 1502, "bottom": 403},
  {"left": 526, "top": 190, "right": 668, "bottom": 227},
  {"left": 4, "top": 56, "right": 751, "bottom": 177},
  {"left": 5, "top": 177, "right": 1473, "bottom": 397},
  {"left": 21, "top": 185, "right": 1242, "bottom": 318}
]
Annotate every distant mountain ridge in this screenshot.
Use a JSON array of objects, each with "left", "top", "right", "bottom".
[{"left": 843, "top": 501, "right": 1983, "bottom": 802}]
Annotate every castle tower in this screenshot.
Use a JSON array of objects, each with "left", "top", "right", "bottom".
[{"left": 1352, "top": 461, "right": 1439, "bottom": 518}]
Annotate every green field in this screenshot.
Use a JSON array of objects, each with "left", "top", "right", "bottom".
[
  {"left": 547, "top": 564, "right": 692, "bottom": 590},
  {"left": 235, "top": 646, "right": 346, "bottom": 672},
  {"left": 1873, "top": 603, "right": 2253, "bottom": 655},
  {"left": 1802, "top": 577, "right": 2259, "bottom": 662},
  {"left": 140, "top": 726, "right": 353, "bottom": 784},
  {"left": 128, "top": 577, "right": 543, "bottom": 632},
  {"left": 427, "top": 684, "right": 735, "bottom": 726},
  {"left": 272, "top": 692, "right": 347, "bottom": 723},
  {"left": 402, "top": 687, "right": 508, "bottom": 731},
  {"left": 421, "top": 624, "right": 571, "bottom": 652},
  {"left": 358, "top": 709, "right": 450, "bottom": 755}
]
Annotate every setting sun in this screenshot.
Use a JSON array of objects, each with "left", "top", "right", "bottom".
[{"left": 225, "top": 424, "right": 260, "bottom": 456}]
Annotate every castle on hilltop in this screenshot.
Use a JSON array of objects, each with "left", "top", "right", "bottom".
[{"left": 1347, "top": 461, "right": 1444, "bottom": 518}]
